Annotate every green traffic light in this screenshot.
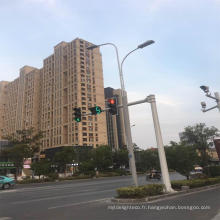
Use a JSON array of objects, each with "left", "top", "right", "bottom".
[
  {"left": 75, "top": 118, "right": 81, "bottom": 122},
  {"left": 95, "top": 106, "right": 102, "bottom": 114}
]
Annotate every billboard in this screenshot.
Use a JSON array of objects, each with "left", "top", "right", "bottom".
[
  {"left": 23, "top": 158, "right": 32, "bottom": 169},
  {"left": 214, "top": 139, "right": 220, "bottom": 160}
]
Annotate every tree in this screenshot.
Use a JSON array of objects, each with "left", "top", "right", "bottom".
[
  {"left": 2, "top": 128, "right": 43, "bottom": 177},
  {"left": 53, "top": 147, "right": 76, "bottom": 173},
  {"left": 74, "top": 146, "right": 93, "bottom": 163},
  {"left": 92, "top": 146, "right": 113, "bottom": 171},
  {"left": 165, "top": 144, "right": 200, "bottom": 179},
  {"left": 31, "top": 160, "right": 51, "bottom": 179},
  {"left": 135, "top": 149, "right": 160, "bottom": 172},
  {"left": 78, "top": 160, "right": 95, "bottom": 174},
  {"left": 112, "top": 149, "right": 129, "bottom": 169},
  {"left": 180, "top": 123, "right": 219, "bottom": 166}
]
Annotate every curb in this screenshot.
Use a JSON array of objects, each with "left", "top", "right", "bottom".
[{"left": 111, "top": 183, "right": 220, "bottom": 203}]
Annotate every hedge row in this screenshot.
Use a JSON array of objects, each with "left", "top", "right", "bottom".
[
  {"left": 171, "top": 176, "right": 220, "bottom": 190},
  {"left": 17, "top": 171, "right": 129, "bottom": 184},
  {"left": 117, "top": 184, "right": 164, "bottom": 198},
  {"left": 203, "top": 166, "right": 220, "bottom": 177}
]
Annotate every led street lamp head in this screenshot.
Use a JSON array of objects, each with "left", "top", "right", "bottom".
[
  {"left": 137, "top": 40, "right": 155, "bottom": 49},
  {"left": 200, "top": 85, "right": 209, "bottom": 94},
  {"left": 87, "top": 45, "right": 98, "bottom": 50}
]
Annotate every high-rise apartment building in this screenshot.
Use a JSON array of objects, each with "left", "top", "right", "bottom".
[
  {"left": 0, "top": 81, "right": 9, "bottom": 138},
  {"left": 0, "top": 38, "right": 108, "bottom": 151},
  {"left": 104, "top": 87, "right": 128, "bottom": 150}
]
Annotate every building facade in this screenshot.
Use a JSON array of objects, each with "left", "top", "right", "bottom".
[
  {"left": 104, "top": 87, "right": 127, "bottom": 150},
  {"left": 0, "top": 38, "right": 108, "bottom": 151}
]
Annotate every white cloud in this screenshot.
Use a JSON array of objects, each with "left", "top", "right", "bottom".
[
  {"left": 147, "top": 0, "right": 174, "bottom": 12},
  {"left": 24, "top": 0, "right": 57, "bottom": 7},
  {"left": 21, "top": 0, "right": 72, "bottom": 20}
]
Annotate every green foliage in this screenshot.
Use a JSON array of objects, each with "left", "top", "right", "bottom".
[
  {"left": 1, "top": 128, "right": 43, "bottom": 175},
  {"left": 180, "top": 123, "right": 219, "bottom": 166},
  {"left": 165, "top": 144, "right": 200, "bottom": 179},
  {"left": 117, "top": 184, "right": 164, "bottom": 198},
  {"left": 74, "top": 146, "right": 93, "bottom": 163},
  {"left": 204, "top": 166, "right": 220, "bottom": 177},
  {"left": 78, "top": 161, "right": 95, "bottom": 174},
  {"left": 171, "top": 177, "right": 220, "bottom": 190},
  {"left": 112, "top": 149, "right": 129, "bottom": 169},
  {"left": 53, "top": 147, "right": 76, "bottom": 172},
  {"left": 47, "top": 172, "right": 59, "bottom": 180},
  {"left": 92, "top": 145, "right": 113, "bottom": 171},
  {"left": 31, "top": 160, "right": 51, "bottom": 178},
  {"left": 135, "top": 149, "right": 160, "bottom": 172}
]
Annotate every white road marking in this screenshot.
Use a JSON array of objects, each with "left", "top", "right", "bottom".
[
  {"left": 0, "top": 217, "right": 12, "bottom": 220},
  {"left": 147, "top": 186, "right": 220, "bottom": 204},
  {"left": 11, "top": 189, "right": 115, "bottom": 205},
  {"left": 0, "top": 190, "right": 18, "bottom": 194},
  {"left": 48, "top": 198, "right": 112, "bottom": 210},
  {"left": 211, "top": 210, "right": 220, "bottom": 220}
]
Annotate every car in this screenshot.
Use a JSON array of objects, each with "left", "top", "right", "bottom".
[
  {"left": 0, "top": 176, "right": 15, "bottom": 190},
  {"left": 146, "top": 170, "right": 161, "bottom": 180}
]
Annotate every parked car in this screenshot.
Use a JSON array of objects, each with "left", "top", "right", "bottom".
[
  {"left": 0, "top": 176, "right": 15, "bottom": 190},
  {"left": 146, "top": 169, "right": 161, "bottom": 180},
  {"left": 6, "top": 174, "right": 15, "bottom": 180}
]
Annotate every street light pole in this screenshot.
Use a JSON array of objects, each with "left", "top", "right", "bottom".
[{"left": 88, "top": 40, "right": 154, "bottom": 186}]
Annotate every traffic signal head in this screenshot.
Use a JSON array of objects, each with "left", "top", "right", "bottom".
[
  {"left": 107, "top": 98, "right": 117, "bottom": 115},
  {"left": 89, "top": 106, "right": 102, "bottom": 115},
  {"left": 73, "top": 107, "right": 81, "bottom": 122}
]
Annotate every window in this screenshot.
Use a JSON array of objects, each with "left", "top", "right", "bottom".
[{"left": 83, "top": 138, "right": 87, "bottom": 141}]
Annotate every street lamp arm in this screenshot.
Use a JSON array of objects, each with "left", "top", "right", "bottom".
[
  {"left": 206, "top": 94, "right": 219, "bottom": 101},
  {"left": 121, "top": 48, "right": 139, "bottom": 72},
  {"left": 202, "top": 105, "right": 218, "bottom": 112}
]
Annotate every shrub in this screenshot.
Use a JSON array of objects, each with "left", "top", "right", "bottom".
[
  {"left": 204, "top": 166, "right": 220, "bottom": 177},
  {"left": 117, "top": 184, "right": 164, "bottom": 198},
  {"left": 47, "top": 173, "right": 59, "bottom": 180},
  {"left": 17, "top": 179, "right": 47, "bottom": 184},
  {"left": 171, "top": 177, "right": 220, "bottom": 190}
]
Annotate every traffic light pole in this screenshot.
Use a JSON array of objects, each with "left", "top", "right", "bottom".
[
  {"left": 116, "top": 95, "right": 174, "bottom": 192},
  {"left": 78, "top": 94, "right": 174, "bottom": 192}
]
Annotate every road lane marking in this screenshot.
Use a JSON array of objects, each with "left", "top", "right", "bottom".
[
  {"left": 11, "top": 189, "right": 115, "bottom": 205},
  {"left": 0, "top": 190, "right": 18, "bottom": 194},
  {"left": 211, "top": 210, "right": 220, "bottom": 220},
  {"left": 16, "top": 178, "right": 130, "bottom": 192},
  {"left": 48, "top": 198, "right": 112, "bottom": 210},
  {"left": 0, "top": 217, "right": 12, "bottom": 220},
  {"left": 147, "top": 187, "right": 220, "bottom": 204}
]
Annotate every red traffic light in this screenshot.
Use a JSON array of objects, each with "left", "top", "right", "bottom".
[{"left": 108, "top": 99, "right": 115, "bottom": 105}]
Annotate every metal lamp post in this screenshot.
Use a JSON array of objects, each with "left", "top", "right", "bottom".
[{"left": 88, "top": 40, "right": 154, "bottom": 186}]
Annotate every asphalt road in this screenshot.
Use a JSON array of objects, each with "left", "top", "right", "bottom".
[{"left": 0, "top": 173, "right": 219, "bottom": 220}]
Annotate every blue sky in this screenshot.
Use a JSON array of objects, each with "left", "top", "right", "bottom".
[{"left": 1, "top": 0, "right": 220, "bottom": 148}]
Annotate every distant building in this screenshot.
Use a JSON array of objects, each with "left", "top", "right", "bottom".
[
  {"left": 104, "top": 87, "right": 129, "bottom": 150},
  {"left": 0, "top": 38, "right": 108, "bottom": 150},
  {"left": 0, "top": 140, "right": 9, "bottom": 152}
]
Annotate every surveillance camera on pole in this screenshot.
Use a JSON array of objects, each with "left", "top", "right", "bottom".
[
  {"left": 200, "top": 85, "right": 220, "bottom": 113},
  {"left": 201, "top": 102, "right": 206, "bottom": 109},
  {"left": 201, "top": 102, "right": 206, "bottom": 112},
  {"left": 200, "top": 85, "right": 210, "bottom": 94}
]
